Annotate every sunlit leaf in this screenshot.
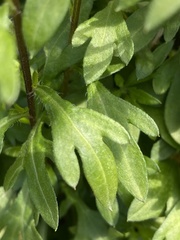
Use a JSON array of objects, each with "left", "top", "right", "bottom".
[
  {"left": 72, "top": 1, "right": 133, "bottom": 84},
  {"left": 23, "top": 0, "right": 70, "bottom": 55},
  {"left": 153, "top": 201, "right": 180, "bottom": 240},
  {"left": 0, "top": 4, "right": 20, "bottom": 105},
  {"left": 35, "top": 85, "right": 130, "bottom": 209},
  {"left": 145, "top": 0, "right": 180, "bottom": 31},
  {"left": 87, "top": 82, "right": 160, "bottom": 200},
  {"left": 88, "top": 82, "right": 159, "bottom": 137}
]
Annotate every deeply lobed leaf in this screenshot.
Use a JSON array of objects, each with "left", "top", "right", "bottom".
[
  {"left": 72, "top": 1, "right": 133, "bottom": 84},
  {"left": 35, "top": 85, "right": 130, "bottom": 210}
]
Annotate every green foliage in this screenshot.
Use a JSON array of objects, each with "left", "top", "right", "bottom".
[{"left": 0, "top": 0, "right": 180, "bottom": 239}]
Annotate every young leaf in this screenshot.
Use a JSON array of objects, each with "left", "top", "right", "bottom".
[
  {"left": 24, "top": 121, "right": 59, "bottom": 230},
  {"left": 23, "top": 0, "right": 70, "bottom": 55},
  {"left": 145, "top": 0, "right": 180, "bottom": 31},
  {"left": 35, "top": 85, "right": 130, "bottom": 209},
  {"left": 126, "top": 6, "right": 157, "bottom": 52},
  {"left": 0, "top": 4, "right": 20, "bottom": 105},
  {"left": 153, "top": 201, "right": 180, "bottom": 240},
  {"left": 165, "top": 71, "right": 180, "bottom": 144},
  {"left": 72, "top": 1, "right": 133, "bottom": 84}
]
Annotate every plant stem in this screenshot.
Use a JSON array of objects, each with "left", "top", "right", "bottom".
[
  {"left": 12, "top": 0, "right": 36, "bottom": 127},
  {"left": 69, "top": 0, "right": 82, "bottom": 43},
  {"left": 62, "top": 0, "right": 82, "bottom": 97}
]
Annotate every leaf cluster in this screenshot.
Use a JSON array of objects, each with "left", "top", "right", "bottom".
[{"left": 0, "top": 0, "right": 180, "bottom": 239}]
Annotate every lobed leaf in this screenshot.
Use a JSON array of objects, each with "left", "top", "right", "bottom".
[
  {"left": 35, "top": 85, "right": 130, "bottom": 209},
  {"left": 87, "top": 82, "right": 159, "bottom": 200},
  {"left": 23, "top": 0, "right": 70, "bottom": 55},
  {"left": 145, "top": 0, "right": 180, "bottom": 31},
  {"left": 72, "top": 1, "right": 133, "bottom": 84}
]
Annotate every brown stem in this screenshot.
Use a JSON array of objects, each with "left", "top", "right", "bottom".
[
  {"left": 61, "top": 0, "right": 82, "bottom": 97},
  {"left": 12, "top": 0, "right": 36, "bottom": 127},
  {"left": 69, "top": 0, "right": 82, "bottom": 43}
]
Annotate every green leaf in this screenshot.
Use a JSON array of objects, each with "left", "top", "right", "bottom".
[
  {"left": 164, "top": 13, "right": 180, "bottom": 42},
  {"left": 87, "top": 82, "right": 160, "bottom": 200},
  {"left": 151, "top": 139, "right": 175, "bottom": 161},
  {"left": 74, "top": 203, "right": 109, "bottom": 240},
  {"left": 42, "top": 16, "right": 70, "bottom": 80},
  {"left": 136, "top": 49, "right": 154, "bottom": 79},
  {"left": 153, "top": 40, "right": 174, "bottom": 68},
  {"left": 153, "top": 201, "right": 180, "bottom": 240},
  {"left": 24, "top": 121, "right": 59, "bottom": 230},
  {"left": 107, "top": 138, "right": 148, "bottom": 201},
  {"left": 0, "top": 113, "right": 27, "bottom": 153},
  {"left": 145, "top": 0, "right": 180, "bottom": 31},
  {"left": 96, "top": 198, "right": 119, "bottom": 226},
  {"left": 165, "top": 71, "right": 180, "bottom": 144},
  {"left": 128, "top": 161, "right": 176, "bottom": 222},
  {"left": 127, "top": 6, "right": 157, "bottom": 52},
  {"left": 23, "top": 0, "right": 70, "bottom": 55},
  {"left": 3, "top": 148, "right": 25, "bottom": 191},
  {"left": 0, "top": 185, "right": 42, "bottom": 240},
  {"left": 72, "top": 1, "right": 133, "bottom": 84},
  {"left": 129, "top": 88, "right": 161, "bottom": 105},
  {"left": 35, "top": 85, "right": 130, "bottom": 209},
  {"left": 114, "top": 0, "right": 142, "bottom": 11},
  {"left": 0, "top": 4, "right": 20, "bottom": 105},
  {"left": 153, "top": 51, "right": 180, "bottom": 95},
  {"left": 87, "top": 82, "right": 159, "bottom": 137},
  {"left": 144, "top": 106, "right": 180, "bottom": 149}
]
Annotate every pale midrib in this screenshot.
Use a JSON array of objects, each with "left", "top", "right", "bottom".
[{"left": 41, "top": 88, "right": 111, "bottom": 205}]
